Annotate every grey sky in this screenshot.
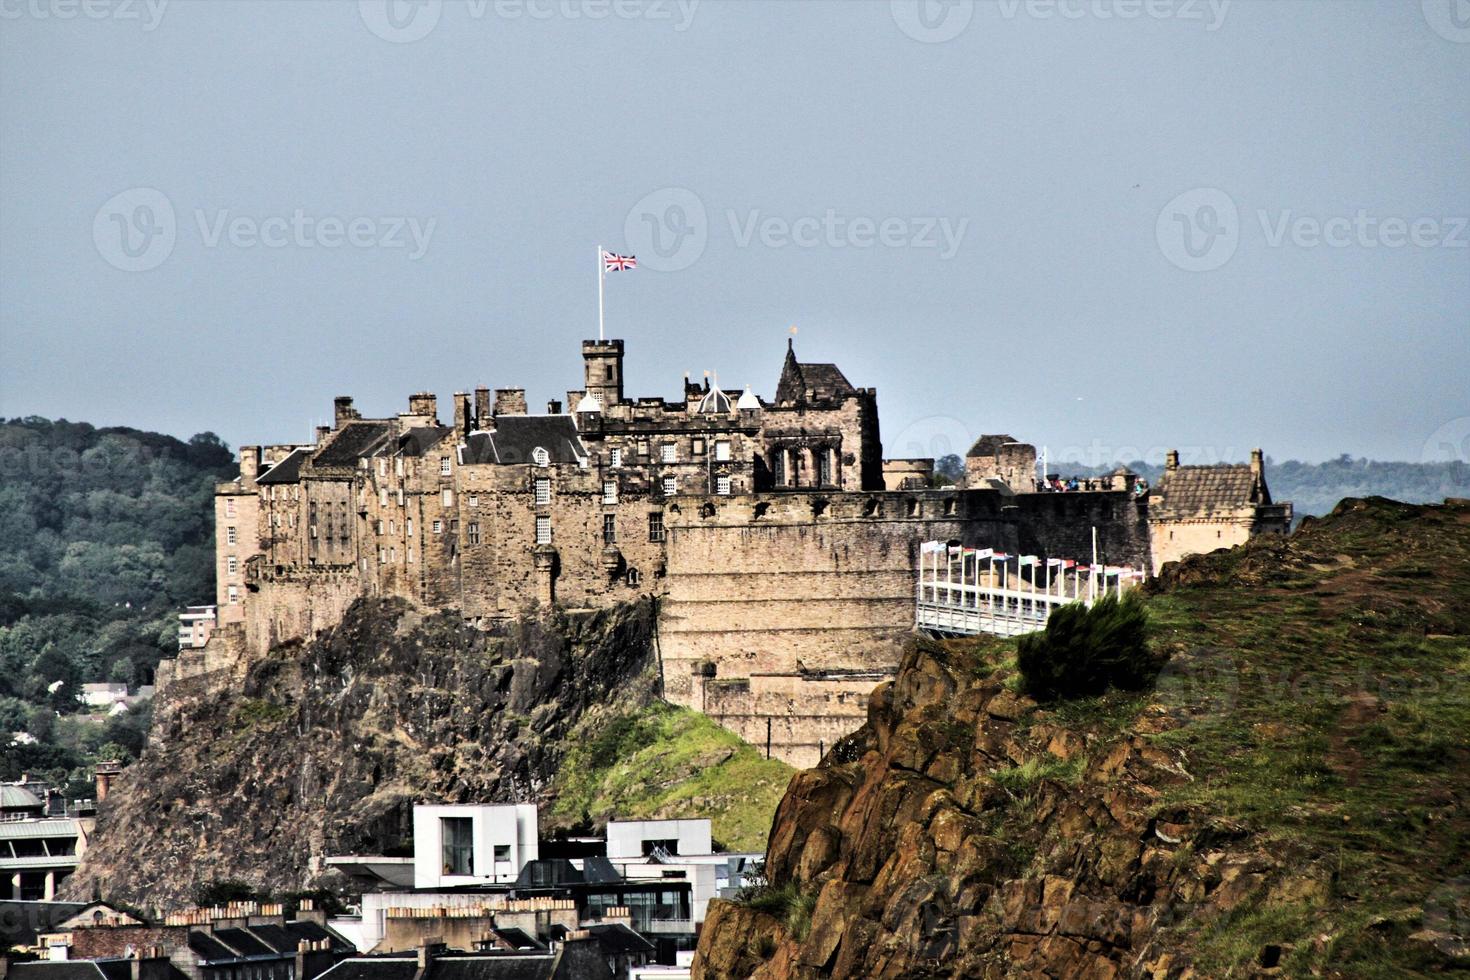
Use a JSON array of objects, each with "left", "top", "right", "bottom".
[{"left": 1, "top": 0, "right": 1466, "bottom": 466}]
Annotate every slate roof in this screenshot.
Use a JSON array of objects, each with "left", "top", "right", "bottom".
[
  {"left": 313, "top": 422, "right": 392, "bottom": 468},
  {"left": 11, "top": 964, "right": 188, "bottom": 980},
  {"left": 462, "top": 417, "right": 586, "bottom": 466},
  {"left": 775, "top": 344, "right": 856, "bottom": 404},
  {"left": 491, "top": 927, "right": 543, "bottom": 951},
  {"left": 965, "top": 435, "right": 1018, "bottom": 458},
  {"left": 213, "top": 928, "right": 276, "bottom": 958},
  {"left": 319, "top": 956, "right": 562, "bottom": 980},
  {"left": 188, "top": 931, "right": 241, "bottom": 961},
  {"left": 1151, "top": 464, "right": 1269, "bottom": 519},
  {"left": 397, "top": 426, "right": 454, "bottom": 458},
  {"left": 582, "top": 923, "right": 655, "bottom": 956},
  {"left": 256, "top": 448, "right": 312, "bottom": 485}
]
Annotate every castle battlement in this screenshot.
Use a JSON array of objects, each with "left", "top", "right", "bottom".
[{"left": 182, "top": 335, "right": 1289, "bottom": 766}]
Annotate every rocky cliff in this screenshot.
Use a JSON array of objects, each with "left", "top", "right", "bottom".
[
  {"left": 692, "top": 498, "right": 1470, "bottom": 978},
  {"left": 65, "top": 597, "right": 662, "bottom": 908}
]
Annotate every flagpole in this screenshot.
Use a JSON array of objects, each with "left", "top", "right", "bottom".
[{"left": 597, "top": 245, "right": 605, "bottom": 342}]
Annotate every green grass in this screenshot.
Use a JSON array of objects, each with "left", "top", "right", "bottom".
[
  {"left": 990, "top": 755, "right": 1085, "bottom": 793},
  {"left": 738, "top": 880, "right": 819, "bottom": 941},
  {"left": 546, "top": 699, "right": 794, "bottom": 852}
]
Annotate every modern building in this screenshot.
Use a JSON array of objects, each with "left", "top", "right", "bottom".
[{"left": 0, "top": 782, "right": 93, "bottom": 902}]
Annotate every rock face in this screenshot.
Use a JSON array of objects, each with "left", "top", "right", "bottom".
[
  {"left": 692, "top": 498, "right": 1470, "bottom": 978},
  {"left": 64, "top": 597, "right": 657, "bottom": 909}
]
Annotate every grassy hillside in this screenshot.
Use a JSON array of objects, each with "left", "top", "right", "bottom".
[
  {"left": 547, "top": 697, "right": 794, "bottom": 853},
  {"left": 693, "top": 497, "right": 1470, "bottom": 978}
]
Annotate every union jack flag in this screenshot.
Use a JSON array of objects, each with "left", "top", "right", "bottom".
[{"left": 602, "top": 251, "right": 637, "bottom": 272}]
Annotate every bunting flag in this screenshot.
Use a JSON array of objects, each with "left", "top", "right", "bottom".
[
  {"left": 992, "top": 552, "right": 1011, "bottom": 561},
  {"left": 1046, "top": 558, "right": 1064, "bottom": 567},
  {"left": 1018, "top": 556, "right": 1038, "bottom": 566},
  {"left": 973, "top": 549, "right": 994, "bottom": 560}
]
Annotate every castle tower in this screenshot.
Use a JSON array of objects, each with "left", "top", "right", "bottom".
[{"left": 582, "top": 339, "right": 624, "bottom": 409}]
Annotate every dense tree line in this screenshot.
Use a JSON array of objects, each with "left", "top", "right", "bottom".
[
  {"left": 0, "top": 417, "right": 235, "bottom": 790},
  {"left": 933, "top": 452, "right": 1470, "bottom": 519}
]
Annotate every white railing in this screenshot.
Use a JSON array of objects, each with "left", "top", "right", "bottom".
[{"left": 916, "top": 542, "right": 1145, "bottom": 638}]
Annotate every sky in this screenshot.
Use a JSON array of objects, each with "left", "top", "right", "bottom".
[{"left": 1, "top": 0, "right": 1466, "bottom": 468}]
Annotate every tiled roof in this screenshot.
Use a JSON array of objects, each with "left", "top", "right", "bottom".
[
  {"left": 462, "top": 417, "right": 585, "bottom": 466},
  {"left": 313, "top": 422, "right": 392, "bottom": 468},
  {"left": 1151, "top": 464, "right": 1268, "bottom": 519},
  {"left": 256, "top": 448, "right": 312, "bottom": 485}
]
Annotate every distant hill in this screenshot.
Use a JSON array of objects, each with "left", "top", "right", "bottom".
[
  {"left": 0, "top": 417, "right": 235, "bottom": 788},
  {"left": 1019, "top": 454, "right": 1470, "bottom": 519}
]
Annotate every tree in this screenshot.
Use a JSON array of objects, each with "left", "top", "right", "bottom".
[{"left": 1017, "top": 593, "right": 1163, "bottom": 702}]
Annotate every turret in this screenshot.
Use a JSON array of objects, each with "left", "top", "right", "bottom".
[{"left": 582, "top": 339, "right": 625, "bottom": 409}]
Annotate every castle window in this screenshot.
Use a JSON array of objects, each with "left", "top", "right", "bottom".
[
  {"left": 716, "top": 475, "right": 731, "bottom": 496},
  {"left": 906, "top": 499, "right": 919, "bottom": 517},
  {"left": 637, "top": 440, "right": 649, "bottom": 459},
  {"left": 603, "top": 514, "right": 617, "bottom": 545},
  {"left": 407, "top": 547, "right": 415, "bottom": 564},
  {"left": 715, "top": 440, "right": 731, "bottom": 462},
  {"left": 432, "top": 519, "right": 442, "bottom": 534},
  {"left": 467, "top": 493, "right": 478, "bottom": 508},
  {"left": 772, "top": 452, "right": 786, "bottom": 487},
  {"left": 818, "top": 449, "right": 833, "bottom": 486},
  {"left": 468, "top": 521, "right": 481, "bottom": 545},
  {"left": 407, "top": 519, "right": 414, "bottom": 536},
  {"left": 377, "top": 459, "right": 386, "bottom": 476},
  {"left": 227, "top": 556, "right": 238, "bottom": 577},
  {"left": 648, "top": 512, "right": 665, "bottom": 542},
  {"left": 535, "top": 478, "right": 551, "bottom": 506},
  {"left": 227, "top": 526, "right": 237, "bottom": 546},
  {"left": 395, "top": 458, "right": 404, "bottom": 477},
  {"left": 692, "top": 438, "right": 706, "bottom": 456},
  {"left": 377, "top": 520, "right": 384, "bottom": 534},
  {"left": 225, "top": 497, "right": 236, "bottom": 518},
  {"left": 228, "top": 586, "right": 238, "bottom": 605},
  {"left": 380, "top": 549, "right": 387, "bottom": 564},
  {"left": 442, "top": 489, "right": 454, "bottom": 507},
  {"left": 662, "top": 476, "right": 677, "bottom": 497},
  {"left": 605, "top": 365, "right": 615, "bottom": 381},
  {"left": 397, "top": 489, "right": 405, "bottom": 506},
  {"left": 535, "top": 516, "right": 552, "bottom": 544},
  {"left": 610, "top": 448, "right": 623, "bottom": 468},
  {"left": 381, "top": 489, "right": 389, "bottom": 507},
  {"left": 660, "top": 443, "right": 677, "bottom": 464},
  {"left": 533, "top": 446, "right": 550, "bottom": 467},
  {"left": 627, "top": 568, "right": 640, "bottom": 587},
  {"left": 440, "top": 457, "right": 451, "bottom": 476},
  {"left": 603, "top": 481, "right": 618, "bottom": 505}
]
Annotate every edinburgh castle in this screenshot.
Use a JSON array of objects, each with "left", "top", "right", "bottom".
[{"left": 168, "top": 337, "right": 1291, "bottom": 765}]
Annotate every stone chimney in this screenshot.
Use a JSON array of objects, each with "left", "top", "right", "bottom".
[
  {"left": 452, "top": 392, "right": 470, "bottom": 435},
  {"left": 474, "top": 388, "right": 491, "bottom": 429},
  {"left": 407, "top": 393, "right": 438, "bottom": 421},
  {"left": 333, "top": 396, "right": 359, "bottom": 428},
  {"left": 130, "top": 946, "right": 171, "bottom": 980},
  {"left": 546, "top": 399, "right": 562, "bottom": 415},
  {"left": 494, "top": 388, "right": 528, "bottom": 416},
  {"left": 94, "top": 760, "right": 122, "bottom": 802},
  {"left": 1250, "top": 448, "right": 1264, "bottom": 478},
  {"left": 1165, "top": 450, "right": 1180, "bottom": 472},
  {"left": 239, "top": 446, "right": 263, "bottom": 483},
  {"left": 315, "top": 426, "right": 331, "bottom": 446}
]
